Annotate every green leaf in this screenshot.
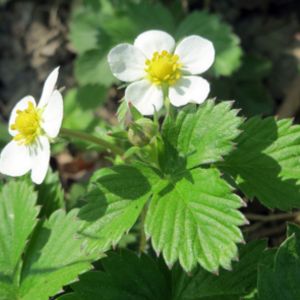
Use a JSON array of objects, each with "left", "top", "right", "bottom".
[
  {"left": 75, "top": 49, "right": 115, "bottom": 87},
  {"left": 176, "top": 11, "right": 243, "bottom": 76},
  {"left": 100, "top": 2, "right": 175, "bottom": 43},
  {"left": 63, "top": 85, "right": 107, "bottom": 131},
  {"left": 60, "top": 242, "right": 265, "bottom": 300},
  {"left": 58, "top": 250, "right": 169, "bottom": 300},
  {"left": 19, "top": 209, "right": 95, "bottom": 300},
  {"left": 212, "top": 79, "right": 274, "bottom": 117},
  {"left": 235, "top": 55, "right": 272, "bottom": 81},
  {"left": 37, "top": 169, "right": 65, "bottom": 218},
  {"left": 75, "top": 84, "right": 108, "bottom": 110},
  {"left": 77, "top": 164, "right": 160, "bottom": 253},
  {"left": 162, "top": 101, "right": 242, "bottom": 169},
  {"left": 63, "top": 88, "right": 95, "bottom": 131},
  {"left": 0, "top": 181, "right": 39, "bottom": 300},
  {"left": 116, "top": 99, "right": 129, "bottom": 124},
  {"left": 69, "top": 7, "right": 109, "bottom": 54},
  {"left": 145, "top": 167, "right": 245, "bottom": 272},
  {"left": 0, "top": 180, "right": 97, "bottom": 300},
  {"left": 257, "top": 224, "right": 300, "bottom": 300},
  {"left": 174, "top": 240, "right": 266, "bottom": 299},
  {"left": 58, "top": 294, "right": 81, "bottom": 300},
  {"left": 66, "top": 182, "right": 88, "bottom": 211},
  {"left": 222, "top": 117, "right": 300, "bottom": 210},
  {"left": 71, "top": 1, "right": 175, "bottom": 87},
  {"left": 0, "top": 120, "right": 10, "bottom": 149},
  {"left": 232, "top": 81, "right": 274, "bottom": 117},
  {"left": 212, "top": 55, "right": 274, "bottom": 117}
]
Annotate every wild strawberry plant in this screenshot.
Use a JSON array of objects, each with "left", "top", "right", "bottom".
[{"left": 0, "top": 2, "right": 299, "bottom": 300}]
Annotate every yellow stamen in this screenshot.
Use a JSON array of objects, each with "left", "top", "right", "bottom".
[
  {"left": 10, "top": 101, "right": 42, "bottom": 145},
  {"left": 145, "top": 50, "right": 182, "bottom": 86}
]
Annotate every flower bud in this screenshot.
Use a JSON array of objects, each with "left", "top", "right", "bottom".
[{"left": 128, "top": 118, "right": 158, "bottom": 147}]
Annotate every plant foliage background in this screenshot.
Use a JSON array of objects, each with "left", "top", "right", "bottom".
[{"left": 0, "top": 0, "right": 300, "bottom": 299}]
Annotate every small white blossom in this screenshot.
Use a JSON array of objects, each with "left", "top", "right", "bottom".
[
  {"left": 108, "top": 30, "right": 215, "bottom": 115},
  {"left": 0, "top": 67, "right": 63, "bottom": 184}
]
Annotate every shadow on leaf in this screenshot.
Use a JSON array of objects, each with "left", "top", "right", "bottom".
[{"left": 221, "top": 117, "right": 300, "bottom": 210}]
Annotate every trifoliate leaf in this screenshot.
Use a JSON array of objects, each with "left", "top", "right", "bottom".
[
  {"left": 59, "top": 242, "right": 265, "bottom": 300},
  {"left": 77, "top": 164, "right": 161, "bottom": 253},
  {"left": 162, "top": 101, "right": 242, "bottom": 169},
  {"left": 222, "top": 117, "right": 300, "bottom": 210},
  {"left": 176, "top": 11, "right": 243, "bottom": 76},
  {"left": 0, "top": 180, "right": 97, "bottom": 300},
  {"left": 257, "top": 224, "right": 300, "bottom": 300},
  {"left": 145, "top": 167, "right": 245, "bottom": 272}
]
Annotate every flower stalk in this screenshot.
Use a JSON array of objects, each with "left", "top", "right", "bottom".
[
  {"left": 60, "top": 127, "right": 124, "bottom": 156},
  {"left": 139, "top": 205, "right": 148, "bottom": 253}
]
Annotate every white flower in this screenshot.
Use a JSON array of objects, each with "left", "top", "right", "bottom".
[
  {"left": 0, "top": 67, "right": 63, "bottom": 184},
  {"left": 108, "top": 30, "right": 215, "bottom": 115}
]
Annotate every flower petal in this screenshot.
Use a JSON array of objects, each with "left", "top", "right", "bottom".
[
  {"left": 8, "top": 96, "right": 36, "bottom": 136},
  {"left": 38, "top": 67, "right": 60, "bottom": 108},
  {"left": 134, "top": 30, "right": 175, "bottom": 58},
  {"left": 175, "top": 35, "right": 215, "bottom": 75},
  {"left": 169, "top": 76, "right": 210, "bottom": 107},
  {"left": 30, "top": 136, "right": 50, "bottom": 184},
  {"left": 41, "top": 90, "right": 63, "bottom": 138},
  {"left": 108, "top": 44, "right": 146, "bottom": 82},
  {"left": 0, "top": 140, "right": 32, "bottom": 177},
  {"left": 125, "top": 80, "right": 163, "bottom": 115}
]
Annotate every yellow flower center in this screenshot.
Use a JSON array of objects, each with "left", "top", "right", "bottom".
[
  {"left": 10, "top": 101, "right": 42, "bottom": 145},
  {"left": 145, "top": 50, "right": 182, "bottom": 85}
]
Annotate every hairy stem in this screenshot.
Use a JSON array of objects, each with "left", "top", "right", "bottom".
[
  {"left": 139, "top": 206, "right": 148, "bottom": 253},
  {"left": 60, "top": 127, "right": 124, "bottom": 156}
]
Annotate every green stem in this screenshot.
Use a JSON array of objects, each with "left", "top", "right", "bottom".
[
  {"left": 165, "top": 97, "right": 176, "bottom": 122},
  {"left": 60, "top": 127, "right": 124, "bottom": 156},
  {"left": 139, "top": 205, "right": 148, "bottom": 253}
]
